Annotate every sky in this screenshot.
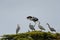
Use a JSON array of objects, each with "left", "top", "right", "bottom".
[{"left": 0, "top": 0, "right": 60, "bottom": 35}]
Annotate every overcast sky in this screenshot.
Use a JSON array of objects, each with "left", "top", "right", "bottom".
[{"left": 0, "top": 0, "right": 60, "bottom": 35}]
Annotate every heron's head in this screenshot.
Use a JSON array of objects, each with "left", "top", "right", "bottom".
[{"left": 27, "top": 16, "right": 32, "bottom": 19}]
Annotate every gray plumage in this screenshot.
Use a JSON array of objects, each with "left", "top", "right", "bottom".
[
  {"left": 46, "top": 23, "right": 56, "bottom": 32},
  {"left": 16, "top": 24, "right": 20, "bottom": 34},
  {"left": 38, "top": 22, "right": 45, "bottom": 31},
  {"left": 29, "top": 23, "right": 35, "bottom": 31}
]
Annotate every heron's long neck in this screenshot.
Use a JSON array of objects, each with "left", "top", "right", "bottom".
[{"left": 47, "top": 24, "right": 51, "bottom": 28}]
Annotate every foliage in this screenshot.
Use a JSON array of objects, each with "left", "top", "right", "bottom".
[{"left": 0, "top": 31, "right": 60, "bottom": 40}]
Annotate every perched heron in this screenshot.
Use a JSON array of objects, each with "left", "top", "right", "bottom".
[
  {"left": 16, "top": 24, "right": 20, "bottom": 34},
  {"left": 38, "top": 22, "right": 45, "bottom": 31},
  {"left": 29, "top": 23, "right": 35, "bottom": 31},
  {"left": 27, "top": 16, "right": 39, "bottom": 26},
  {"left": 46, "top": 23, "right": 56, "bottom": 32}
]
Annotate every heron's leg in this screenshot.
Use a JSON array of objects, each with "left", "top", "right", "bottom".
[
  {"left": 39, "top": 29, "right": 42, "bottom": 32},
  {"left": 41, "top": 29, "right": 42, "bottom": 32},
  {"left": 34, "top": 22, "right": 36, "bottom": 27},
  {"left": 32, "top": 30, "right": 33, "bottom": 31},
  {"left": 33, "top": 29, "right": 35, "bottom": 31}
]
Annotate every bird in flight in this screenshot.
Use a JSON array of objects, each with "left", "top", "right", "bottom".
[{"left": 27, "top": 16, "right": 40, "bottom": 26}]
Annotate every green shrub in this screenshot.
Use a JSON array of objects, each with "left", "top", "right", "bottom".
[{"left": 0, "top": 31, "right": 60, "bottom": 40}]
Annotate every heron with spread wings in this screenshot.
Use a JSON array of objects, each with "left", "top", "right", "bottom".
[{"left": 27, "top": 16, "right": 39, "bottom": 25}]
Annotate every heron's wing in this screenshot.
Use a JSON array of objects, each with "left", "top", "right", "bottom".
[
  {"left": 38, "top": 24, "right": 45, "bottom": 30},
  {"left": 29, "top": 25, "right": 33, "bottom": 28},
  {"left": 50, "top": 28, "right": 56, "bottom": 31},
  {"left": 29, "top": 25, "right": 35, "bottom": 30},
  {"left": 16, "top": 27, "right": 20, "bottom": 33}
]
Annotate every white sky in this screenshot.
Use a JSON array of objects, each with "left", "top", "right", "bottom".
[{"left": 0, "top": 0, "right": 60, "bottom": 35}]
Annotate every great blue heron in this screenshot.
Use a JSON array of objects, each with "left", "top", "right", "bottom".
[
  {"left": 46, "top": 23, "right": 56, "bottom": 32},
  {"left": 16, "top": 24, "right": 20, "bottom": 34},
  {"left": 29, "top": 23, "right": 35, "bottom": 31},
  {"left": 38, "top": 22, "right": 45, "bottom": 31},
  {"left": 27, "top": 16, "right": 39, "bottom": 26}
]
